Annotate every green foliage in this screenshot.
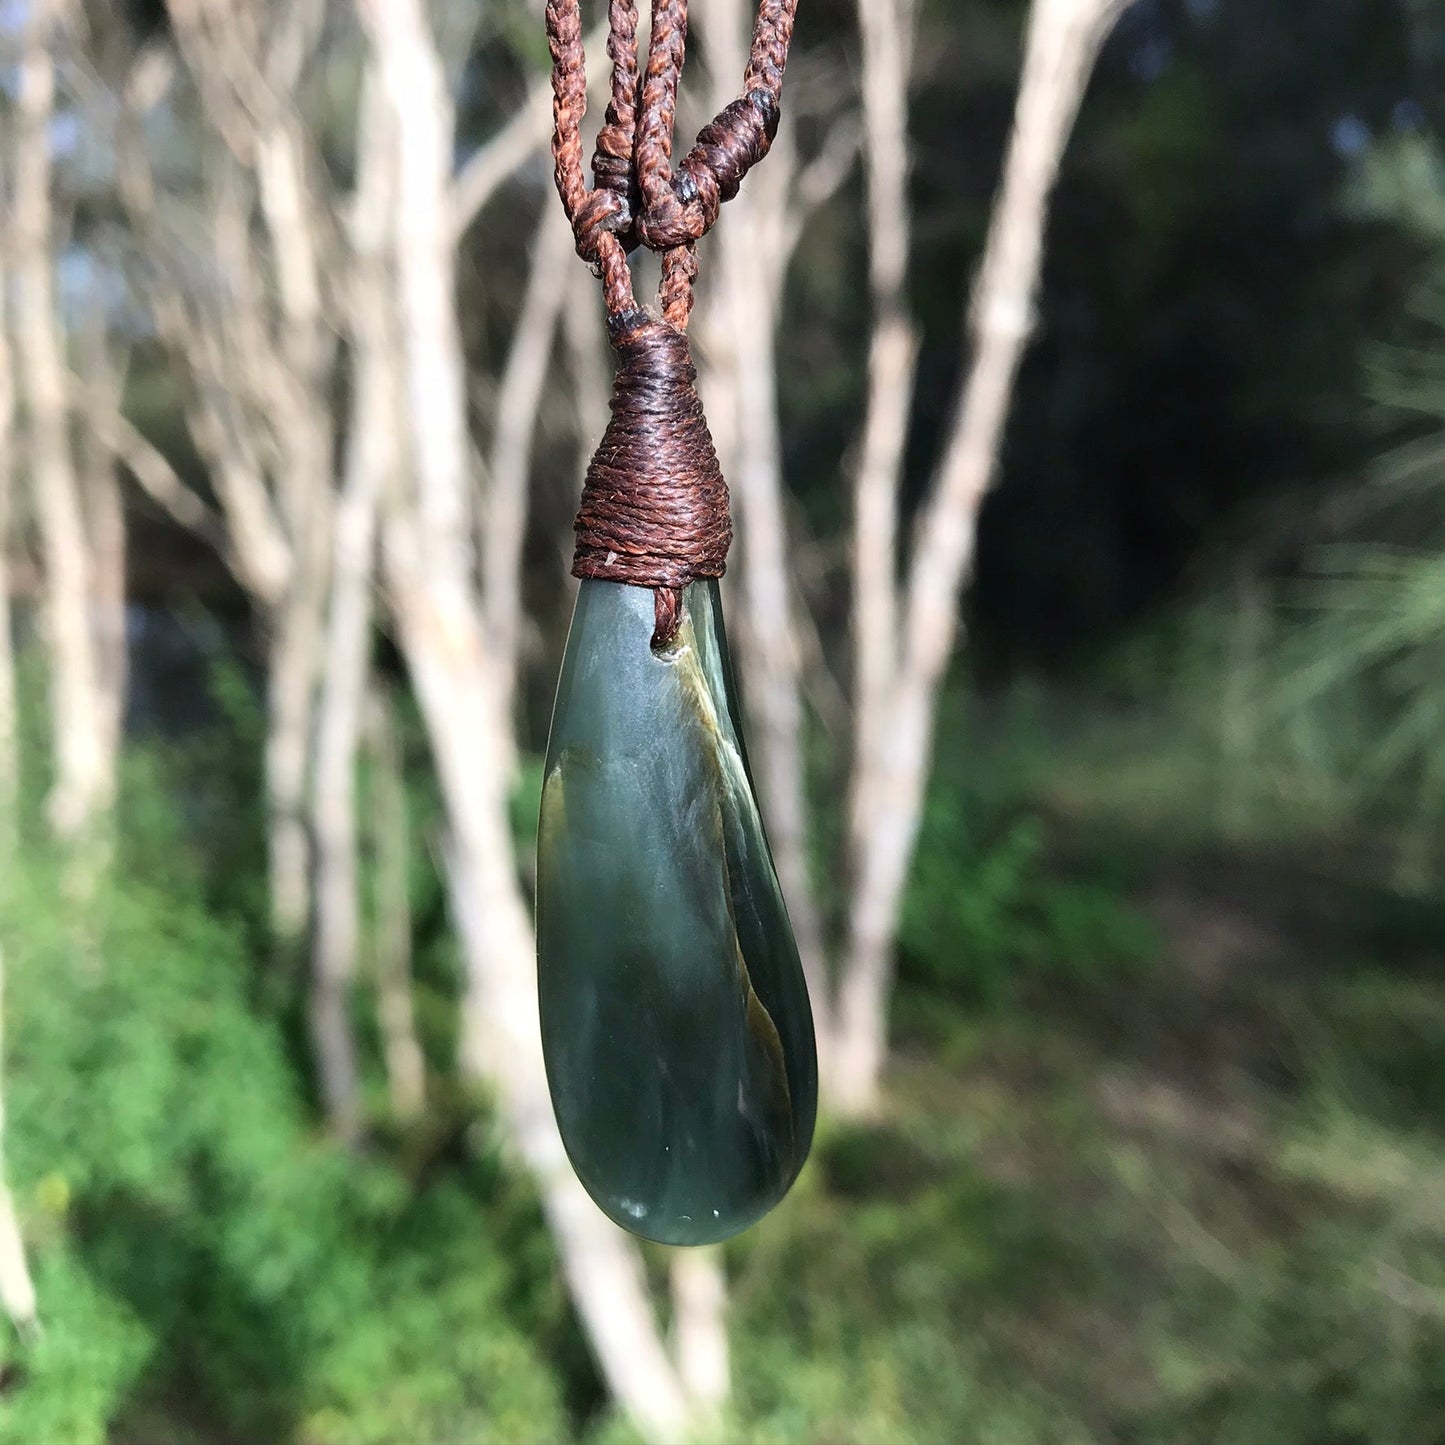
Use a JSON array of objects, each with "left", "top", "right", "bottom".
[
  {"left": 1073, "top": 238, "right": 1445, "bottom": 886},
  {"left": 1143, "top": 1222, "right": 1445, "bottom": 1445},
  {"left": 1344, "top": 132, "right": 1445, "bottom": 242},
  {"left": 1146, "top": 972, "right": 1445, "bottom": 1445},
  {"left": 897, "top": 751, "right": 1157, "bottom": 1008},
  {"left": 298, "top": 1184, "right": 569, "bottom": 1445},
  {"left": 0, "top": 831, "right": 566, "bottom": 1444},
  {"left": 729, "top": 1119, "right": 1100, "bottom": 1445},
  {"left": 115, "top": 653, "right": 273, "bottom": 950}
]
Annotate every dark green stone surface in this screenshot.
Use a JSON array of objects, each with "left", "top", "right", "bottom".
[{"left": 537, "top": 579, "right": 817, "bottom": 1245}]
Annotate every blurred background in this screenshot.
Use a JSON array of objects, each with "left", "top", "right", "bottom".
[{"left": 1, "top": 0, "right": 1443, "bottom": 1441}]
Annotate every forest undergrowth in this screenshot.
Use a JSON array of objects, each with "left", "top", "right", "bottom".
[{"left": 0, "top": 669, "right": 1442, "bottom": 1445}]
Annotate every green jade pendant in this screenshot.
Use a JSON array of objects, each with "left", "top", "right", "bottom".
[{"left": 537, "top": 577, "right": 817, "bottom": 1245}]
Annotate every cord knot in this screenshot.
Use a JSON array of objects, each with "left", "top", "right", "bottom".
[
  {"left": 688, "top": 91, "right": 778, "bottom": 208},
  {"left": 633, "top": 93, "right": 779, "bottom": 253},
  {"left": 572, "top": 313, "right": 731, "bottom": 645},
  {"left": 572, "top": 187, "right": 631, "bottom": 263},
  {"left": 548, "top": 1, "right": 800, "bottom": 321}
]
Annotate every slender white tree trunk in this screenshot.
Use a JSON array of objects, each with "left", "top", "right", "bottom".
[
  {"left": 383, "top": 519, "right": 694, "bottom": 1443},
  {"left": 670, "top": 1247, "right": 730, "bottom": 1420},
  {"left": 831, "top": 0, "right": 920, "bottom": 1113},
  {"left": 306, "top": 425, "right": 379, "bottom": 1143},
  {"left": 0, "top": 943, "right": 37, "bottom": 1335},
  {"left": 307, "top": 550, "right": 371, "bottom": 1140},
  {"left": 359, "top": 1, "right": 695, "bottom": 1435},
  {"left": 307, "top": 74, "right": 398, "bottom": 1142},
  {"left": 0, "top": 262, "right": 18, "bottom": 855},
  {"left": 834, "top": 0, "right": 1132, "bottom": 1114},
  {"left": 256, "top": 117, "right": 336, "bottom": 946},
  {"left": 709, "top": 205, "right": 831, "bottom": 1032},
  {"left": 266, "top": 594, "right": 322, "bottom": 940},
  {"left": 365, "top": 680, "right": 425, "bottom": 1122},
  {"left": 694, "top": 0, "right": 834, "bottom": 1073},
  {"left": 76, "top": 306, "right": 128, "bottom": 779},
  {"left": 14, "top": 1, "right": 112, "bottom": 841}
]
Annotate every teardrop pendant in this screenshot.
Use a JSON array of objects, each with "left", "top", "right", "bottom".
[{"left": 537, "top": 577, "right": 817, "bottom": 1245}]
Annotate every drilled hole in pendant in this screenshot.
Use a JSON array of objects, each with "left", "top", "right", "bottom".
[{"left": 651, "top": 586, "right": 685, "bottom": 653}]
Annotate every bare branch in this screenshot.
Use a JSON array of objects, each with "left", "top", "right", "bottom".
[
  {"left": 793, "top": 111, "right": 860, "bottom": 219},
  {"left": 148, "top": 3, "right": 342, "bottom": 939},
  {"left": 450, "top": 80, "right": 552, "bottom": 241},
  {"left": 902, "top": 0, "right": 1130, "bottom": 680},
  {"left": 694, "top": 0, "right": 831, "bottom": 1050},
  {"left": 309, "top": 66, "right": 398, "bottom": 1141},
  {"left": 835, "top": 0, "right": 1136, "bottom": 1113},
  {"left": 65, "top": 371, "right": 226, "bottom": 545},
  {"left": 115, "top": 87, "right": 295, "bottom": 602}
]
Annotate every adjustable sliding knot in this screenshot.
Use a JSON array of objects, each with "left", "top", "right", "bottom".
[
  {"left": 635, "top": 90, "right": 780, "bottom": 252},
  {"left": 572, "top": 311, "right": 731, "bottom": 647}
]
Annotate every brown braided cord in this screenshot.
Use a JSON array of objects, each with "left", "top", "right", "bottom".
[
  {"left": 546, "top": 0, "right": 799, "bottom": 641},
  {"left": 590, "top": 2, "right": 640, "bottom": 242},
  {"left": 547, "top": 0, "right": 798, "bottom": 318}
]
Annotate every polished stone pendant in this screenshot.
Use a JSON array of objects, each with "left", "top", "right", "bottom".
[{"left": 537, "top": 578, "right": 817, "bottom": 1245}]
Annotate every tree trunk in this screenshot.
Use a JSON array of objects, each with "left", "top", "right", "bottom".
[
  {"left": 834, "top": 0, "right": 1132, "bottom": 1115},
  {"left": 835, "top": 670, "right": 933, "bottom": 1113},
  {"left": 365, "top": 680, "right": 425, "bottom": 1122},
  {"left": 14, "top": 1, "right": 112, "bottom": 842},
  {"left": 306, "top": 409, "right": 379, "bottom": 1141},
  {"left": 266, "top": 591, "right": 323, "bottom": 943},
  {"left": 710, "top": 203, "right": 831, "bottom": 1048},
  {"left": 77, "top": 307, "right": 129, "bottom": 779},
  {"left": 0, "top": 943, "right": 37, "bottom": 1334},
  {"left": 306, "top": 72, "right": 398, "bottom": 1142},
  {"left": 255, "top": 115, "right": 336, "bottom": 947},
  {"left": 0, "top": 263, "right": 18, "bottom": 856},
  {"left": 694, "top": 0, "right": 833, "bottom": 1078},
  {"left": 831, "top": 0, "right": 920, "bottom": 1114},
  {"left": 671, "top": 1247, "right": 730, "bottom": 1420}
]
